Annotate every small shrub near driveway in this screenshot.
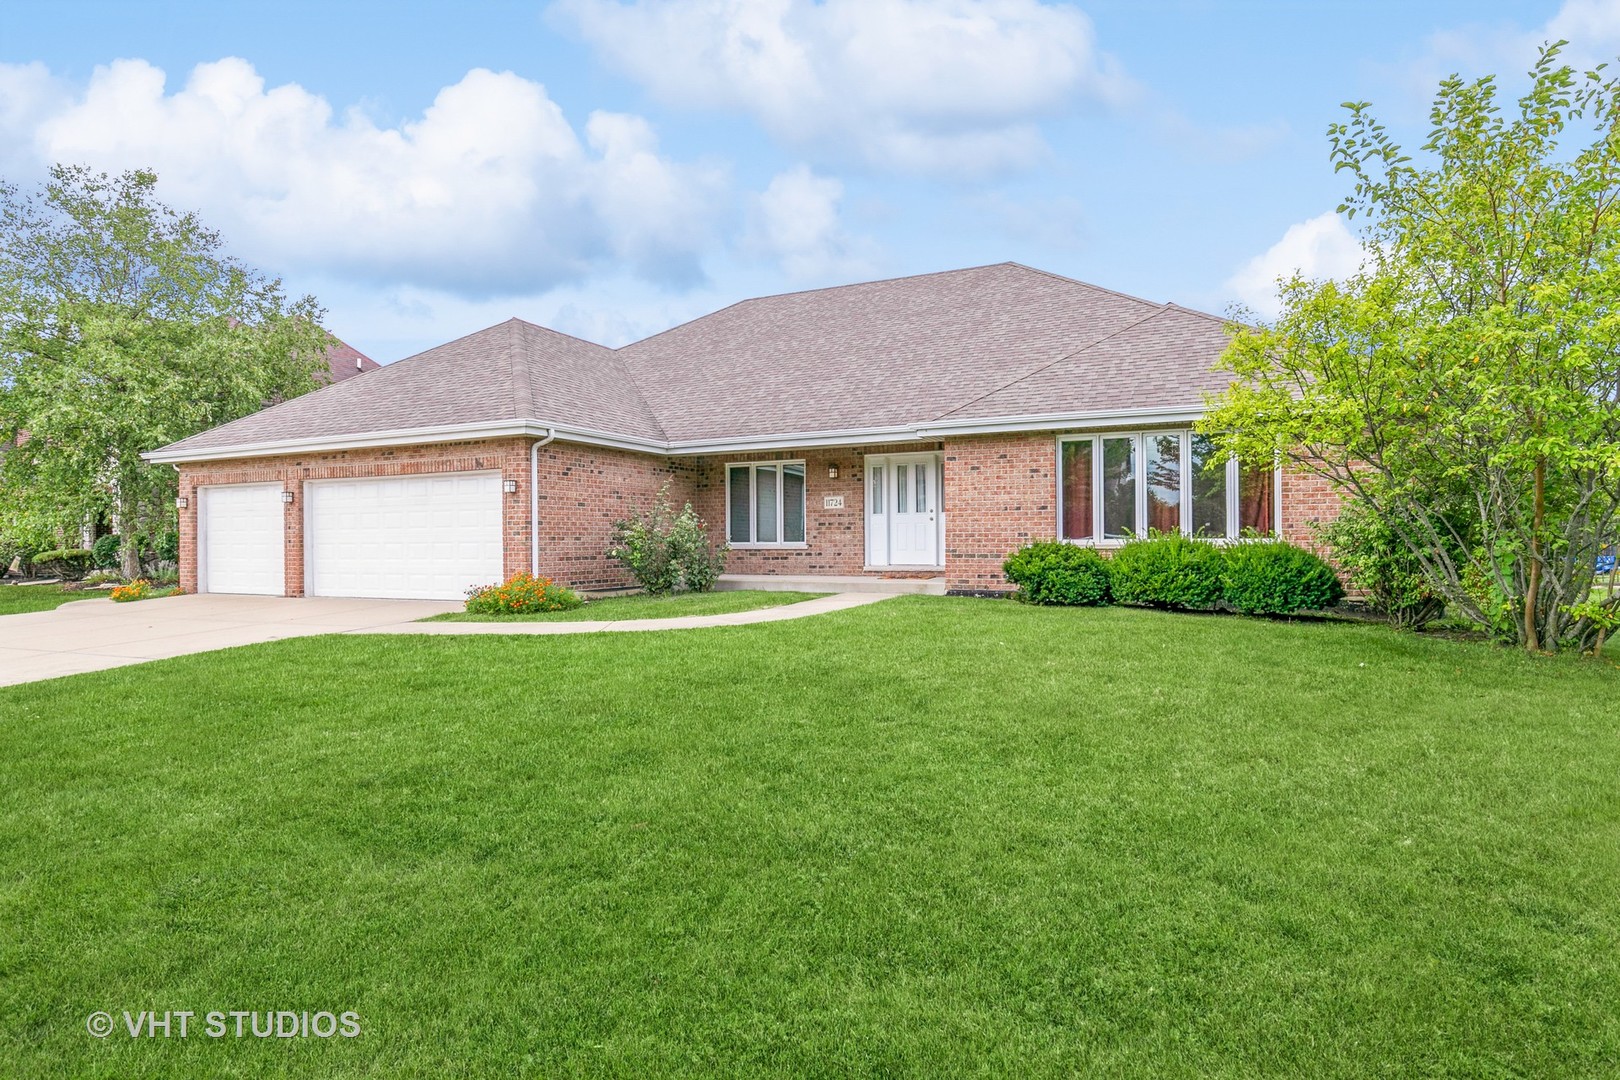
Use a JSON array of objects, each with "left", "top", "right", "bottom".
[
  {"left": 1222, "top": 540, "right": 1346, "bottom": 616},
  {"left": 465, "top": 573, "right": 583, "bottom": 615},
  {"left": 609, "top": 486, "right": 727, "bottom": 595},
  {"left": 1109, "top": 533, "right": 1225, "bottom": 610},
  {"left": 1002, "top": 541, "right": 1112, "bottom": 605}
]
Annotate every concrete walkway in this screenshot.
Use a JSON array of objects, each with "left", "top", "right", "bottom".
[
  {"left": 355, "top": 591, "right": 893, "bottom": 634},
  {"left": 0, "top": 593, "right": 458, "bottom": 687},
  {"left": 0, "top": 591, "right": 896, "bottom": 687}
]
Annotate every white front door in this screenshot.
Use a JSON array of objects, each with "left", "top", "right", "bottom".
[
  {"left": 305, "top": 472, "right": 503, "bottom": 600},
  {"left": 200, "top": 483, "right": 286, "bottom": 595},
  {"left": 866, "top": 454, "right": 941, "bottom": 566}
]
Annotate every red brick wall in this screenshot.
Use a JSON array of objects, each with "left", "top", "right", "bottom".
[
  {"left": 941, "top": 433, "right": 1058, "bottom": 593},
  {"left": 176, "top": 433, "right": 1349, "bottom": 599},
  {"left": 178, "top": 438, "right": 532, "bottom": 596},
  {"left": 686, "top": 443, "right": 943, "bottom": 576},
  {"left": 1280, "top": 466, "right": 1347, "bottom": 550},
  {"left": 533, "top": 443, "right": 698, "bottom": 589},
  {"left": 177, "top": 438, "right": 695, "bottom": 595}
]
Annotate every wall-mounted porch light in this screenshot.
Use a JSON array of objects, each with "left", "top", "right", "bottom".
[
  {"left": 281, "top": 490, "right": 295, "bottom": 504},
  {"left": 827, "top": 463, "right": 840, "bottom": 479},
  {"left": 175, "top": 496, "right": 188, "bottom": 509},
  {"left": 502, "top": 479, "right": 519, "bottom": 493}
]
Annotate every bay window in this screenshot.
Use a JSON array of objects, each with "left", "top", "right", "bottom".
[
  {"left": 726, "top": 461, "right": 806, "bottom": 546},
  {"left": 1058, "top": 431, "right": 1278, "bottom": 542}
]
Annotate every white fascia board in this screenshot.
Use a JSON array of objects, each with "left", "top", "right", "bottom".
[
  {"left": 145, "top": 407, "right": 1211, "bottom": 465},
  {"left": 662, "top": 425, "right": 924, "bottom": 456},
  {"left": 142, "top": 420, "right": 560, "bottom": 464},
  {"left": 914, "top": 405, "right": 1206, "bottom": 438}
]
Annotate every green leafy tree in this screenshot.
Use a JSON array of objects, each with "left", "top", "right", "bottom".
[
  {"left": 0, "top": 165, "right": 331, "bottom": 577},
  {"left": 1203, "top": 45, "right": 1620, "bottom": 652}
]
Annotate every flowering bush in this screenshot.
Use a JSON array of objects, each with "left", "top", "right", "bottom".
[
  {"left": 609, "top": 485, "right": 727, "bottom": 594},
  {"left": 110, "top": 579, "right": 152, "bottom": 602},
  {"left": 464, "top": 573, "right": 583, "bottom": 615}
]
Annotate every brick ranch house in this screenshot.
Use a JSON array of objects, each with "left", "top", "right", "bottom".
[{"left": 145, "top": 263, "right": 1340, "bottom": 601}]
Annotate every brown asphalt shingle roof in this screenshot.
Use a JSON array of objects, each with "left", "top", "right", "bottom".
[
  {"left": 319, "top": 339, "right": 382, "bottom": 384},
  {"left": 157, "top": 263, "right": 1234, "bottom": 457}
]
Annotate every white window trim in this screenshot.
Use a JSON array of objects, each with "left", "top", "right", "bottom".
[
  {"left": 1054, "top": 431, "right": 1282, "bottom": 547},
  {"left": 725, "top": 460, "right": 809, "bottom": 548}
]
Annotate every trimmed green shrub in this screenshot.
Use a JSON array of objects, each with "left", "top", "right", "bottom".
[
  {"left": 1222, "top": 540, "right": 1345, "bottom": 615},
  {"left": 609, "top": 485, "right": 728, "bottom": 595},
  {"left": 464, "top": 573, "right": 583, "bottom": 615},
  {"left": 1002, "top": 541, "right": 1112, "bottom": 605},
  {"left": 1318, "top": 503, "right": 1444, "bottom": 629},
  {"left": 30, "top": 547, "right": 93, "bottom": 579},
  {"left": 1110, "top": 533, "right": 1225, "bottom": 610},
  {"left": 91, "top": 533, "right": 121, "bottom": 570}
]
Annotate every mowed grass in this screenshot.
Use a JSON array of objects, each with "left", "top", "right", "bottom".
[
  {"left": 0, "top": 583, "right": 100, "bottom": 615},
  {"left": 428, "top": 588, "right": 825, "bottom": 622},
  {"left": 1, "top": 597, "right": 1617, "bottom": 1078}
]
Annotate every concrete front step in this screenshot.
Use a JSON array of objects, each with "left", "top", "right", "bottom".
[{"left": 716, "top": 573, "right": 946, "bottom": 596}]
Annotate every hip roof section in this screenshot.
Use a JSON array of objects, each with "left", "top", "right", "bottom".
[{"left": 155, "top": 263, "right": 1237, "bottom": 459}]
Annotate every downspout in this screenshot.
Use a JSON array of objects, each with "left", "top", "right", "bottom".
[{"left": 530, "top": 428, "right": 555, "bottom": 577}]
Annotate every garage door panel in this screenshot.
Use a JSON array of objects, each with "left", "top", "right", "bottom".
[
  {"left": 306, "top": 471, "right": 503, "bottom": 600},
  {"left": 201, "top": 484, "right": 285, "bottom": 595}
]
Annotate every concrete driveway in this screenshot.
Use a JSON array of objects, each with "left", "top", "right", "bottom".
[{"left": 0, "top": 593, "right": 459, "bottom": 687}]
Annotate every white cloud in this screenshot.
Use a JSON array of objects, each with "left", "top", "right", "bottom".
[
  {"left": 1223, "top": 212, "right": 1366, "bottom": 320},
  {"left": 552, "top": 0, "right": 1133, "bottom": 174},
  {"left": 8, "top": 57, "right": 728, "bottom": 297},
  {"left": 1544, "top": 0, "right": 1620, "bottom": 61},
  {"left": 745, "top": 165, "right": 875, "bottom": 281},
  {"left": 1396, "top": 0, "right": 1620, "bottom": 105}
]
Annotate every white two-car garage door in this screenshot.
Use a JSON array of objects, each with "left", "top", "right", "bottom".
[
  {"left": 305, "top": 472, "right": 503, "bottom": 600},
  {"left": 200, "top": 483, "right": 286, "bottom": 595}
]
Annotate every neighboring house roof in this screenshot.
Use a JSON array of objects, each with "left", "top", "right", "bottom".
[
  {"left": 149, "top": 263, "right": 1237, "bottom": 462},
  {"left": 320, "top": 339, "right": 382, "bottom": 384}
]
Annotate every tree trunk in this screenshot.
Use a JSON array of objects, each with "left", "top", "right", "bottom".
[
  {"left": 1523, "top": 459, "right": 1545, "bottom": 652},
  {"left": 118, "top": 486, "right": 140, "bottom": 581}
]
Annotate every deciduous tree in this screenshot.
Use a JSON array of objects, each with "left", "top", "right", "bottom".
[
  {"left": 0, "top": 165, "right": 330, "bottom": 577},
  {"left": 1204, "top": 45, "right": 1620, "bottom": 651}
]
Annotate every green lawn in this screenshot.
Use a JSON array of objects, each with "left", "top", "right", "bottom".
[
  {"left": 1, "top": 598, "right": 1616, "bottom": 1077},
  {"left": 0, "top": 583, "right": 102, "bottom": 615},
  {"left": 428, "top": 588, "right": 825, "bottom": 622}
]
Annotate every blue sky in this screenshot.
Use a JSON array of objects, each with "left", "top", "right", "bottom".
[{"left": 0, "top": 0, "right": 1603, "bottom": 361}]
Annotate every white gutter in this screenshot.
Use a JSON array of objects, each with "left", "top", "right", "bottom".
[
  {"left": 141, "top": 420, "right": 564, "bottom": 464},
  {"left": 142, "top": 407, "right": 1210, "bottom": 465},
  {"left": 914, "top": 405, "right": 1206, "bottom": 438},
  {"left": 530, "top": 429, "right": 554, "bottom": 577}
]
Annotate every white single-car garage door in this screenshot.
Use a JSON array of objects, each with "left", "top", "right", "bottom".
[
  {"left": 200, "top": 483, "right": 286, "bottom": 595},
  {"left": 305, "top": 472, "right": 503, "bottom": 600}
]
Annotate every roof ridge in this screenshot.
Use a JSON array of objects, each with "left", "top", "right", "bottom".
[
  {"left": 623, "top": 264, "right": 1026, "bottom": 355},
  {"left": 506, "top": 316, "right": 617, "bottom": 352},
  {"left": 507, "top": 319, "right": 534, "bottom": 417},
  {"left": 604, "top": 349, "right": 668, "bottom": 441},
  {"left": 1007, "top": 262, "right": 1232, "bottom": 319},
  {"left": 508, "top": 316, "right": 669, "bottom": 441},
  {"left": 932, "top": 305, "right": 1176, "bottom": 422},
  {"left": 1162, "top": 301, "right": 1245, "bottom": 328}
]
